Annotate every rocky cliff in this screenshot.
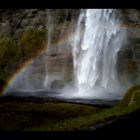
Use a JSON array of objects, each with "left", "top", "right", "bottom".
[
  {"left": 0, "top": 9, "right": 140, "bottom": 92},
  {"left": 118, "top": 9, "right": 140, "bottom": 88},
  {"left": 0, "top": 9, "right": 78, "bottom": 91}
]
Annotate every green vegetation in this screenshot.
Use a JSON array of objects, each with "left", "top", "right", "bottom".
[
  {"left": 0, "top": 29, "right": 46, "bottom": 92},
  {"left": 0, "top": 85, "right": 140, "bottom": 131},
  {"left": 0, "top": 102, "right": 101, "bottom": 131},
  {"left": 42, "top": 85, "right": 140, "bottom": 131},
  {"left": 19, "top": 29, "right": 46, "bottom": 57},
  {"left": 0, "top": 36, "right": 21, "bottom": 65},
  {"left": 0, "top": 36, "right": 22, "bottom": 90}
]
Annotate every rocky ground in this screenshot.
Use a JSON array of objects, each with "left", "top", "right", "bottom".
[{"left": 1, "top": 93, "right": 119, "bottom": 107}]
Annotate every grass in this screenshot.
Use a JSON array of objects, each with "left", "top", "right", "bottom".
[
  {"left": 0, "top": 102, "right": 101, "bottom": 131},
  {"left": 0, "top": 85, "right": 140, "bottom": 131},
  {"left": 43, "top": 85, "right": 140, "bottom": 131}
]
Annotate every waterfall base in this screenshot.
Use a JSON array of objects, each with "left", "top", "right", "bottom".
[
  {"left": 60, "top": 85, "right": 123, "bottom": 100},
  {"left": 3, "top": 91, "right": 120, "bottom": 107}
]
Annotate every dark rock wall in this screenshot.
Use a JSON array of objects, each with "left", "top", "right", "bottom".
[
  {"left": 0, "top": 9, "right": 46, "bottom": 39},
  {"left": 0, "top": 9, "right": 79, "bottom": 39},
  {"left": 0, "top": 9, "right": 140, "bottom": 92},
  {"left": 118, "top": 9, "right": 140, "bottom": 88}
]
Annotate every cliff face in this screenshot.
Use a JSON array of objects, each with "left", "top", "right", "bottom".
[
  {"left": 118, "top": 9, "right": 140, "bottom": 88},
  {"left": 0, "top": 9, "right": 78, "bottom": 92},
  {"left": 0, "top": 9, "right": 78, "bottom": 91},
  {"left": 0, "top": 9, "right": 140, "bottom": 92},
  {"left": 0, "top": 9, "right": 46, "bottom": 39},
  {"left": 0, "top": 9, "right": 79, "bottom": 39}
]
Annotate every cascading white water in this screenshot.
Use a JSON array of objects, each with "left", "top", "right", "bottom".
[
  {"left": 44, "top": 9, "right": 53, "bottom": 89},
  {"left": 67, "top": 9, "right": 127, "bottom": 99}
]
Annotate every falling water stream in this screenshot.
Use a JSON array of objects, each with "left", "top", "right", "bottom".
[{"left": 61, "top": 9, "right": 127, "bottom": 99}]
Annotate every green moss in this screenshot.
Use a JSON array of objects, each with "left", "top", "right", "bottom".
[
  {"left": 0, "top": 29, "right": 46, "bottom": 66},
  {"left": 0, "top": 36, "right": 21, "bottom": 65},
  {"left": 0, "top": 29, "right": 46, "bottom": 92},
  {"left": 0, "top": 85, "right": 140, "bottom": 131},
  {"left": 0, "top": 70, "right": 6, "bottom": 80},
  {"left": 19, "top": 29, "right": 46, "bottom": 57},
  {"left": 0, "top": 102, "right": 101, "bottom": 131},
  {"left": 26, "top": 85, "right": 140, "bottom": 131},
  {"left": 0, "top": 36, "right": 22, "bottom": 86},
  {"left": 118, "top": 85, "right": 140, "bottom": 109}
]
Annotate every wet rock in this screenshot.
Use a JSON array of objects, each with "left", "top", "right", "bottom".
[
  {"left": 118, "top": 48, "right": 134, "bottom": 59},
  {"left": 50, "top": 80, "right": 64, "bottom": 91},
  {"left": 21, "top": 19, "right": 29, "bottom": 27}
]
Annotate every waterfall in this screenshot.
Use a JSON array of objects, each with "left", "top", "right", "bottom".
[
  {"left": 4, "top": 9, "right": 127, "bottom": 100},
  {"left": 44, "top": 9, "right": 53, "bottom": 89},
  {"left": 68, "top": 9, "right": 127, "bottom": 99}
]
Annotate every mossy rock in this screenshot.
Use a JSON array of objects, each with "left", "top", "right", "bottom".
[
  {"left": 118, "top": 85, "right": 140, "bottom": 108},
  {"left": 0, "top": 36, "right": 22, "bottom": 64},
  {"left": 19, "top": 29, "right": 46, "bottom": 57},
  {"left": 0, "top": 30, "right": 46, "bottom": 92}
]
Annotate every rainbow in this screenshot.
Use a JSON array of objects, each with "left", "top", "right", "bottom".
[
  {"left": 2, "top": 59, "right": 33, "bottom": 95},
  {"left": 1, "top": 47, "right": 48, "bottom": 95},
  {"left": 2, "top": 31, "right": 74, "bottom": 95}
]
